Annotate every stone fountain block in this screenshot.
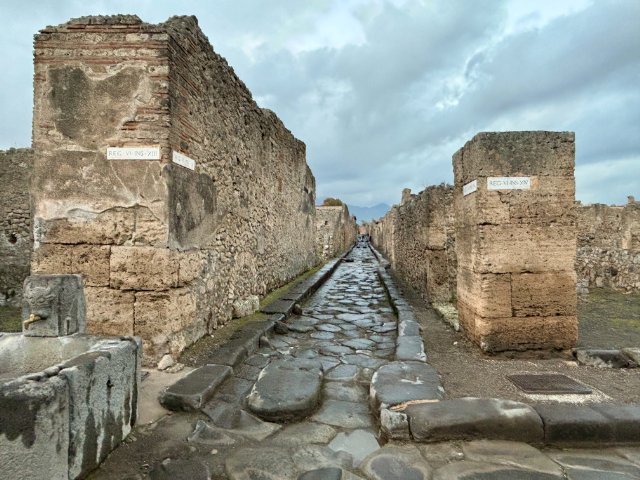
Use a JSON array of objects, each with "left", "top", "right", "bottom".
[{"left": 21, "top": 275, "right": 86, "bottom": 337}]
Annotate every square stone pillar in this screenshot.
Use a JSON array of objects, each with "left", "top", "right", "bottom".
[{"left": 453, "top": 131, "right": 578, "bottom": 352}]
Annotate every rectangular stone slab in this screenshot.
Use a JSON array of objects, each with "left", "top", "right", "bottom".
[
  {"left": 533, "top": 404, "right": 615, "bottom": 446},
  {"left": 406, "top": 398, "right": 544, "bottom": 444},
  {"left": 590, "top": 403, "right": 640, "bottom": 444},
  {"left": 160, "top": 364, "right": 232, "bottom": 411}
]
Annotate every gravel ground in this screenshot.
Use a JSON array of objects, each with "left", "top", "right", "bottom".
[{"left": 387, "top": 270, "right": 640, "bottom": 405}]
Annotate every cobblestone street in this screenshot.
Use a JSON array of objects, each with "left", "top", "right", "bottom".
[{"left": 85, "top": 242, "right": 640, "bottom": 480}]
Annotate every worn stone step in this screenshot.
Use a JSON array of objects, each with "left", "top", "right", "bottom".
[
  {"left": 370, "top": 361, "right": 443, "bottom": 411},
  {"left": 160, "top": 364, "right": 232, "bottom": 411},
  {"left": 405, "top": 398, "right": 544, "bottom": 444},
  {"left": 247, "top": 358, "right": 323, "bottom": 422}
]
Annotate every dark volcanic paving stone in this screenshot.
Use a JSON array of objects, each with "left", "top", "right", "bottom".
[
  {"left": 320, "top": 345, "right": 354, "bottom": 356},
  {"left": 247, "top": 358, "right": 323, "bottom": 422},
  {"left": 325, "top": 364, "right": 360, "bottom": 381},
  {"left": 289, "top": 324, "right": 316, "bottom": 333},
  {"left": 432, "top": 462, "right": 563, "bottom": 480},
  {"left": 533, "top": 404, "right": 615, "bottom": 446},
  {"left": 324, "top": 381, "right": 368, "bottom": 402},
  {"left": 298, "top": 468, "right": 343, "bottom": 480},
  {"left": 370, "top": 361, "right": 443, "bottom": 410},
  {"left": 214, "top": 376, "right": 254, "bottom": 404},
  {"left": 317, "top": 324, "right": 342, "bottom": 332},
  {"left": 342, "top": 354, "right": 388, "bottom": 369},
  {"left": 160, "top": 365, "right": 232, "bottom": 411},
  {"left": 343, "top": 338, "right": 376, "bottom": 350},
  {"left": 406, "top": 398, "right": 544, "bottom": 443},
  {"left": 311, "top": 331, "right": 336, "bottom": 340},
  {"left": 245, "top": 354, "right": 270, "bottom": 368},
  {"left": 311, "top": 400, "right": 373, "bottom": 428}
]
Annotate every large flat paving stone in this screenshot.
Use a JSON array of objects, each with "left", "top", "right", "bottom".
[
  {"left": 406, "top": 398, "right": 544, "bottom": 443},
  {"left": 565, "top": 469, "right": 639, "bottom": 480},
  {"left": 247, "top": 358, "right": 323, "bottom": 422},
  {"left": 226, "top": 447, "right": 297, "bottom": 480},
  {"left": 270, "top": 422, "right": 338, "bottom": 446},
  {"left": 160, "top": 364, "right": 232, "bottom": 411},
  {"left": 342, "top": 354, "right": 388, "bottom": 369},
  {"left": 357, "top": 444, "right": 432, "bottom": 480},
  {"left": 292, "top": 445, "right": 353, "bottom": 472},
  {"left": 370, "top": 361, "right": 443, "bottom": 411},
  {"left": 533, "top": 404, "right": 615, "bottom": 446},
  {"left": 433, "top": 461, "right": 563, "bottom": 480},
  {"left": 311, "top": 400, "right": 373, "bottom": 428},
  {"left": 548, "top": 451, "right": 640, "bottom": 479},
  {"left": 328, "top": 429, "right": 380, "bottom": 467},
  {"left": 461, "top": 440, "right": 563, "bottom": 476}
]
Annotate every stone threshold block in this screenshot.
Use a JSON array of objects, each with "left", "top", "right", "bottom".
[
  {"left": 160, "top": 364, "right": 232, "bottom": 411},
  {"left": 535, "top": 403, "right": 640, "bottom": 446},
  {"left": 370, "top": 361, "right": 443, "bottom": 412},
  {"left": 405, "top": 398, "right": 544, "bottom": 444}
]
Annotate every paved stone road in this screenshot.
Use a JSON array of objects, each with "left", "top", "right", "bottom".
[{"left": 92, "top": 242, "right": 640, "bottom": 480}]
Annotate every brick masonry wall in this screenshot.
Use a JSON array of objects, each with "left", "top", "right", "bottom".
[
  {"left": 0, "top": 148, "right": 34, "bottom": 306},
  {"left": 315, "top": 205, "right": 358, "bottom": 258},
  {"left": 370, "top": 184, "right": 456, "bottom": 303},
  {"left": 576, "top": 199, "right": 640, "bottom": 299},
  {"left": 30, "top": 15, "right": 317, "bottom": 364}
]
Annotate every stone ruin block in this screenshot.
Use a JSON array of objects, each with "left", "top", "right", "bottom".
[
  {"left": 21, "top": 274, "right": 86, "bottom": 336},
  {"left": 453, "top": 131, "right": 578, "bottom": 352}
]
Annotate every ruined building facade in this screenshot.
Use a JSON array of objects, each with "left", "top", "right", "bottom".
[
  {"left": 370, "top": 184, "right": 456, "bottom": 303},
  {"left": 315, "top": 204, "right": 358, "bottom": 259},
  {"left": 576, "top": 198, "right": 640, "bottom": 298},
  {"left": 0, "top": 149, "right": 34, "bottom": 307},
  {"left": 28, "top": 15, "right": 320, "bottom": 364}
]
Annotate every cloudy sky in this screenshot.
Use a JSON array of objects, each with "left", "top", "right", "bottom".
[{"left": 1, "top": 0, "right": 638, "bottom": 208}]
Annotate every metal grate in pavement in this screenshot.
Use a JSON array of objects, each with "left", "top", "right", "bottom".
[{"left": 507, "top": 373, "right": 593, "bottom": 394}]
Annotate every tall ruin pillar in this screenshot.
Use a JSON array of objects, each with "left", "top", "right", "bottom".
[{"left": 453, "top": 131, "right": 578, "bottom": 352}]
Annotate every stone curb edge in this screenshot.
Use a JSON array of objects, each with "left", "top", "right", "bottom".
[
  {"left": 370, "top": 245, "right": 640, "bottom": 448},
  {"left": 160, "top": 245, "right": 356, "bottom": 410}
]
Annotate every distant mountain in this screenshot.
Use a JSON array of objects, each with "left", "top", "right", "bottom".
[{"left": 346, "top": 203, "right": 391, "bottom": 223}]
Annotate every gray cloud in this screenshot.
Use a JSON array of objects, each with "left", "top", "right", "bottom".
[{"left": 0, "top": 0, "right": 638, "bottom": 207}]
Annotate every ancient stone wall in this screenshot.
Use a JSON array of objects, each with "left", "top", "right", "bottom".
[
  {"left": 315, "top": 205, "right": 357, "bottom": 258},
  {"left": 31, "top": 15, "right": 317, "bottom": 364},
  {"left": 453, "top": 131, "right": 578, "bottom": 352},
  {"left": 576, "top": 198, "right": 640, "bottom": 298},
  {"left": 0, "top": 148, "right": 34, "bottom": 307},
  {"left": 370, "top": 207, "right": 396, "bottom": 266},
  {"left": 370, "top": 184, "right": 456, "bottom": 303}
]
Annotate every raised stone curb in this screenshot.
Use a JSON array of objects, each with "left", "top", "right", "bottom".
[
  {"left": 260, "top": 256, "right": 345, "bottom": 316},
  {"left": 160, "top": 364, "right": 232, "bottom": 411},
  {"left": 207, "top": 316, "right": 280, "bottom": 367},
  {"left": 535, "top": 403, "right": 640, "bottom": 446},
  {"left": 405, "top": 397, "right": 544, "bottom": 444}
]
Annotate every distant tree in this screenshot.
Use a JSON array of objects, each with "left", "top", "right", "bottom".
[{"left": 322, "top": 198, "right": 343, "bottom": 206}]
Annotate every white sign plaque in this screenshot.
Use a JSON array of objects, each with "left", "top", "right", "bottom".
[
  {"left": 463, "top": 180, "right": 478, "bottom": 196},
  {"left": 173, "top": 151, "right": 196, "bottom": 170},
  {"left": 107, "top": 147, "right": 160, "bottom": 160},
  {"left": 487, "top": 177, "right": 530, "bottom": 190}
]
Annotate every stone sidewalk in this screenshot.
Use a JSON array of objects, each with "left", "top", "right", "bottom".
[{"left": 90, "top": 241, "right": 640, "bottom": 480}]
